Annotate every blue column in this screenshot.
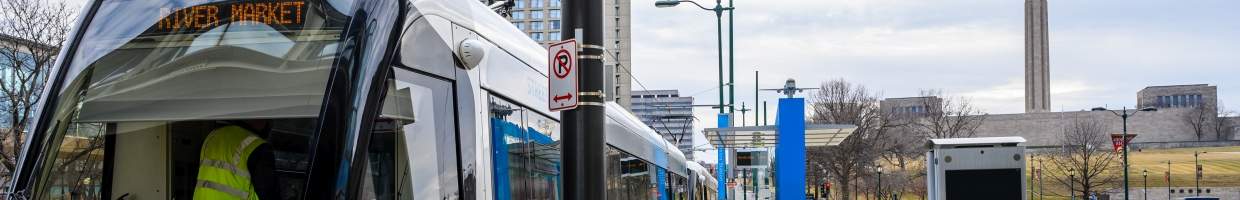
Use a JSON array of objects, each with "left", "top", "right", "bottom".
[
  {"left": 776, "top": 98, "right": 806, "bottom": 200},
  {"left": 717, "top": 113, "right": 730, "bottom": 200}
]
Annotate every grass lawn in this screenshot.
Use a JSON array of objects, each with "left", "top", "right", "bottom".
[
  {"left": 1125, "top": 146, "right": 1240, "bottom": 187},
  {"left": 1021, "top": 146, "right": 1240, "bottom": 200},
  {"left": 848, "top": 146, "right": 1240, "bottom": 200}
]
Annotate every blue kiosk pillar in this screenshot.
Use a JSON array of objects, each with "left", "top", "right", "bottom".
[{"left": 775, "top": 98, "right": 806, "bottom": 200}]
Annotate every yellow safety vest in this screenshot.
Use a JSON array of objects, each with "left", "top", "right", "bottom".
[{"left": 193, "top": 125, "right": 267, "bottom": 200}]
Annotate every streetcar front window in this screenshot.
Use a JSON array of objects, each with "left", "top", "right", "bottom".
[{"left": 29, "top": 0, "right": 350, "bottom": 199}]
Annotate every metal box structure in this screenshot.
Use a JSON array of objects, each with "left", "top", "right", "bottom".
[{"left": 926, "top": 137, "right": 1027, "bottom": 200}]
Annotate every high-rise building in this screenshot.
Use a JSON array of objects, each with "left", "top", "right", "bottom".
[
  {"left": 498, "top": 0, "right": 633, "bottom": 109},
  {"left": 630, "top": 90, "right": 696, "bottom": 160},
  {"left": 1025, "top": 0, "right": 1051, "bottom": 113},
  {"left": 605, "top": 0, "right": 633, "bottom": 109}
]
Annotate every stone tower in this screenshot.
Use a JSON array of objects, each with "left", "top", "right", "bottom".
[{"left": 1025, "top": 0, "right": 1051, "bottom": 113}]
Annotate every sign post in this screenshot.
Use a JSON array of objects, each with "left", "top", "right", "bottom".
[
  {"left": 560, "top": 0, "right": 605, "bottom": 198},
  {"left": 548, "top": 39, "right": 578, "bottom": 111}
]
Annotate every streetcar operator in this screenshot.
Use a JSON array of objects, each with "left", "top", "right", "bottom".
[{"left": 193, "top": 120, "right": 279, "bottom": 200}]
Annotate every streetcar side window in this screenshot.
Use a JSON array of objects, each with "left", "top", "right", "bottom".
[
  {"left": 606, "top": 146, "right": 654, "bottom": 200},
  {"left": 358, "top": 69, "right": 460, "bottom": 199},
  {"left": 489, "top": 95, "right": 562, "bottom": 200}
]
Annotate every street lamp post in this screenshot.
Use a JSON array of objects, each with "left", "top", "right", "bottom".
[
  {"left": 655, "top": 2, "right": 735, "bottom": 200},
  {"left": 876, "top": 165, "right": 883, "bottom": 200},
  {"left": 1143, "top": 169, "right": 1148, "bottom": 200},
  {"left": 654, "top": 0, "right": 734, "bottom": 114},
  {"left": 1091, "top": 106, "right": 1158, "bottom": 200},
  {"left": 1069, "top": 168, "right": 1077, "bottom": 200},
  {"left": 1194, "top": 151, "right": 1206, "bottom": 195}
]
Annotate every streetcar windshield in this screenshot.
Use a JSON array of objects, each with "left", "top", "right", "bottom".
[
  {"left": 28, "top": 0, "right": 352, "bottom": 199},
  {"left": 61, "top": 0, "right": 352, "bottom": 121}
]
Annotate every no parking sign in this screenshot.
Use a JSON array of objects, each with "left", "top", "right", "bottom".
[{"left": 548, "top": 39, "right": 578, "bottom": 112}]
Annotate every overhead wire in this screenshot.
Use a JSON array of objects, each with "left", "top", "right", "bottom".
[{"left": 603, "top": 49, "right": 700, "bottom": 150}]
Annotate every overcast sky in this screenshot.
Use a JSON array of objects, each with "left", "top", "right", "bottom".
[
  {"left": 625, "top": 0, "right": 1240, "bottom": 161},
  {"left": 53, "top": 0, "right": 1239, "bottom": 162}
]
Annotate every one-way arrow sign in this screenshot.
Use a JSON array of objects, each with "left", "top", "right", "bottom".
[{"left": 548, "top": 39, "right": 578, "bottom": 111}]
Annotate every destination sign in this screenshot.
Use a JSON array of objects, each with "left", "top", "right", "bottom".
[{"left": 154, "top": 0, "right": 306, "bottom": 34}]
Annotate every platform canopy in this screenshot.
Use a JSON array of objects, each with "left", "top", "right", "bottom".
[{"left": 703, "top": 124, "right": 857, "bottom": 148}]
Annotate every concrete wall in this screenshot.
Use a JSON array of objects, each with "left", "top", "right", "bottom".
[
  {"left": 1107, "top": 187, "right": 1240, "bottom": 200},
  {"left": 974, "top": 108, "right": 1228, "bottom": 147}
]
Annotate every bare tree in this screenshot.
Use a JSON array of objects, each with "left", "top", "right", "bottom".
[
  {"left": 1212, "top": 104, "right": 1234, "bottom": 140},
  {"left": 907, "top": 89, "right": 988, "bottom": 139},
  {"left": 872, "top": 89, "right": 986, "bottom": 199},
  {"left": 1182, "top": 103, "right": 1215, "bottom": 141},
  {"left": 0, "top": 0, "right": 76, "bottom": 188},
  {"left": 806, "top": 79, "right": 894, "bottom": 200},
  {"left": 1045, "top": 119, "right": 1120, "bottom": 198}
]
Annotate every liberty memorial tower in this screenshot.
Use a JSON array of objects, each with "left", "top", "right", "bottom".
[{"left": 1025, "top": 0, "right": 1051, "bottom": 113}]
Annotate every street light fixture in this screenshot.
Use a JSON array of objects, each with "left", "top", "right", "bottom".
[{"left": 1091, "top": 106, "right": 1158, "bottom": 200}]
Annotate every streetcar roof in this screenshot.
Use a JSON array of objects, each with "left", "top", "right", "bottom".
[{"left": 412, "top": 0, "right": 548, "bottom": 75}]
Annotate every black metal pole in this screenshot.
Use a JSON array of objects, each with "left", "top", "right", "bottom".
[
  {"left": 754, "top": 70, "right": 759, "bottom": 126},
  {"left": 752, "top": 168, "right": 757, "bottom": 200},
  {"left": 561, "top": 0, "right": 605, "bottom": 198},
  {"left": 742, "top": 169, "right": 748, "bottom": 200},
  {"left": 1194, "top": 152, "right": 1200, "bottom": 195},
  {"left": 1070, "top": 174, "right": 1076, "bottom": 200},
  {"left": 715, "top": 0, "right": 724, "bottom": 114},
  {"left": 1123, "top": 108, "right": 1131, "bottom": 200},
  {"left": 727, "top": 0, "right": 735, "bottom": 114},
  {"left": 877, "top": 170, "right": 882, "bottom": 200},
  {"left": 762, "top": 101, "right": 767, "bottom": 126}
]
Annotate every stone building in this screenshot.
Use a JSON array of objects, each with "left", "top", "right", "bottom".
[
  {"left": 1137, "top": 84, "right": 1218, "bottom": 109},
  {"left": 880, "top": 96, "right": 941, "bottom": 115},
  {"left": 884, "top": 84, "right": 1237, "bottom": 148}
]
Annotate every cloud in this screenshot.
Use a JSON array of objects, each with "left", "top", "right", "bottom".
[{"left": 961, "top": 78, "right": 1099, "bottom": 114}]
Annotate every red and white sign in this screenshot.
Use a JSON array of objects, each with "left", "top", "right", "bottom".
[
  {"left": 548, "top": 39, "right": 578, "bottom": 112},
  {"left": 1110, "top": 134, "right": 1137, "bottom": 153}
]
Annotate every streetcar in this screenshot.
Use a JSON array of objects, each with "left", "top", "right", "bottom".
[{"left": 5, "top": 0, "right": 717, "bottom": 199}]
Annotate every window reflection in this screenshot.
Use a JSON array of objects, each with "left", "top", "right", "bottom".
[
  {"left": 490, "top": 95, "right": 561, "bottom": 200},
  {"left": 607, "top": 146, "right": 654, "bottom": 200}
]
